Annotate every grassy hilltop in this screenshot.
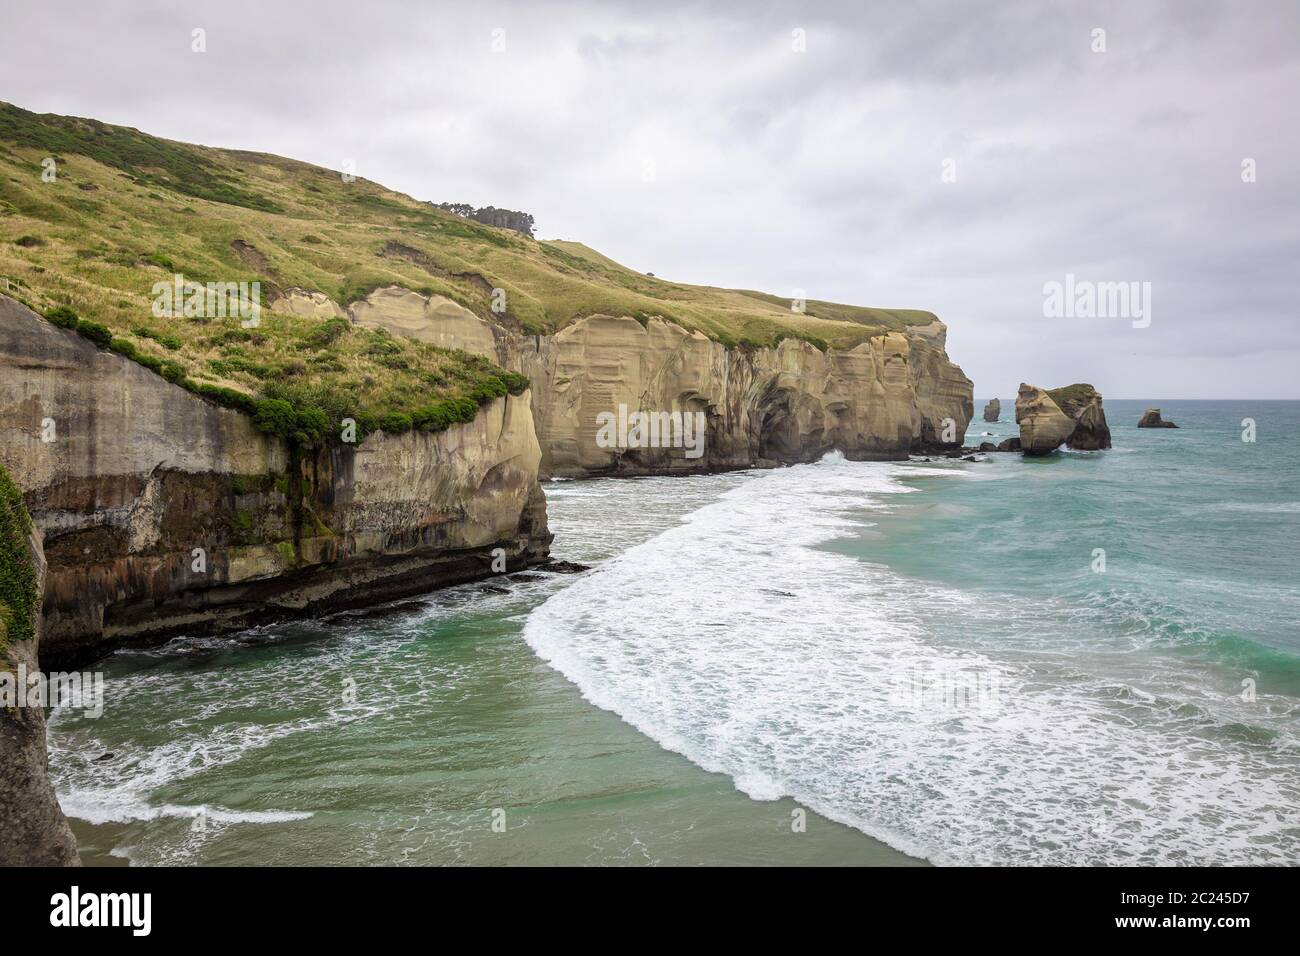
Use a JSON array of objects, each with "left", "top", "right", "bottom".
[{"left": 0, "top": 101, "right": 936, "bottom": 438}]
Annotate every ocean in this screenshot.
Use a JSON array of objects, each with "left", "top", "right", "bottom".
[{"left": 49, "top": 399, "right": 1300, "bottom": 865}]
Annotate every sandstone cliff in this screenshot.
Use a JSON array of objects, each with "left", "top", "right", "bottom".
[
  {"left": 0, "top": 467, "right": 80, "bottom": 866},
  {"left": 983, "top": 398, "right": 1001, "bottom": 423},
  {"left": 0, "top": 295, "right": 551, "bottom": 667},
  {"left": 342, "top": 287, "right": 974, "bottom": 475}
]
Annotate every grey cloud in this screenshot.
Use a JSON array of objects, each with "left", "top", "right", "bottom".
[{"left": 0, "top": 0, "right": 1296, "bottom": 397}]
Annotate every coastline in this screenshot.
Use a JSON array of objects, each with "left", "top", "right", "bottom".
[
  {"left": 47, "top": 468, "right": 929, "bottom": 866},
  {"left": 43, "top": 402, "right": 1300, "bottom": 865}
]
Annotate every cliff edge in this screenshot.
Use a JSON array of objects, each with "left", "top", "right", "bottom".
[
  {"left": 349, "top": 289, "right": 974, "bottom": 474},
  {"left": 0, "top": 295, "right": 551, "bottom": 667}
]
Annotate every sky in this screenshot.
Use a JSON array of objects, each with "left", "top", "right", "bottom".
[{"left": 3, "top": 0, "right": 1297, "bottom": 398}]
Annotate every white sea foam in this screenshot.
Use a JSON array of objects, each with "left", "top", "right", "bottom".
[{"left": 523, "top": 454, "right": 1300, "bottom": 865}]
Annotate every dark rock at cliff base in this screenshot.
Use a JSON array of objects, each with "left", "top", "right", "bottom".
[
  {"left": 0, "top": 518, "right": 80, "bottom": 867},
  {"left": 538, "top": 560, "right": 591, "bottom": 574},
  {"left": 1138, "top": 408, "right": 1179, "bottom": 428},
  {"left": 996, "top": 437, "right": 1021, "bottom": 452},
  {"left": 1048, "top": 384, "right": 1112, "bottom": 450},
  {"left": 982, "top": 398, "right": 1001, "bottom": 422},
  {"left": 978, "top": 442, "right": 997, "bottom": 452},
  {"left": 325, "top": 600, "right": 431, "bottom": 624}
]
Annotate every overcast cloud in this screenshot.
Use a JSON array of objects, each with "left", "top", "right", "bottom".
[{"left": 3, "top": 0, "right": 1297, "bottom": 397}]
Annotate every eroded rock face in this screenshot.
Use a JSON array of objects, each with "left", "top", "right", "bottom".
[
  {"left": 983, "top": 398, "right": 1001, "bottom": 422},
  {"left": 1048, "top": 384, "right": 1112, "bottom": 450},
  {"left": 349, "top": 287, "right": 975, "bottom": 476},
  {"left": 0, "top": 519, "right": 80, "bottom": 866},
  {"left": 1138, "top": 408, "right": 1178, "bottom": 428},
  {"left": 1015, "top": 384, "right": 1075, "bottom": 456},
  {"left": 269, "top": 288, "right": 347, "bottom": 320},
  {"left": 349, "top": 286, "right": 502, "bottom": 360},
  {"left": 0, "top": 296, "right": 550, "bottom": 667}
]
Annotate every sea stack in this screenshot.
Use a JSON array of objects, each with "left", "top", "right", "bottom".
[
  {"left": 1015, "top": 384, "right": 1076, "bottom": 455},
  {"left": 1046, "top": 384, "right": 1112, "bottom": 450},
  {"left": 983, "top": 398, "right": 1001, "bottom": 422},
  {"left": 1138, "top": 408, "right": 1178, "bottom": 428}
]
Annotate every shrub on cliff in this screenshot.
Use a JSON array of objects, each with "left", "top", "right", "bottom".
[
  {"left": 252, "top": 399, "right": 333, "bottom": 446},
  {"left": 378, "top": 411, "right": 413, "bottom": 434},
  {"left": 74, "top": 319, "right": 113, "bottom": 347},
  {"left": 253, "top": 399, "right": 298, "bottom": 439},
  {"left": 0, "top": 464, "right": 39, "bottom": 654},
  {"left": 43, "top": 305, "right": 79, "bottom": 329},
  {"left": 291, "top": 407, "right": 330, "bottom": 446},
  {"left": 410, "top": 397, "right": 478, "bottom": 432},
  {"left": 109, "top": 337, "right": 138, "bottom": 359}
]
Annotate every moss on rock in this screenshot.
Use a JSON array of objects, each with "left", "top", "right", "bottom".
[{"left": 0, "top": 463, "right": 38, "bottom": 654}]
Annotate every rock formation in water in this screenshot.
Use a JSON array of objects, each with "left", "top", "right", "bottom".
[
  {"left": 1047, "top": 384, "right": 1112, "bottom": 450},
  {"left": 983, "top": 398, "right": 1001, "bottom": 422},
  {"left": 0, "top": 296, "right": 551, "bottom": 668},
  {"left": 1016, "top": 383, "right": 1114, "bottom": 455},
  {"left": 1015, "top": 384, "right": 1077, "bottom": 456},
  {"left": 0, "top": 464, "right": 80, "bottom": 866},
  {"left": 1138, "top": 408, "right": 1179, "bottom": 428},
  {"left": 343, "top": 287, "right": 975, "bottom": 476}
]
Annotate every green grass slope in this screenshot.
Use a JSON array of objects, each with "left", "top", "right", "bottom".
[{"left": 0, "top": 101, "right": 937, "bottom": 439}]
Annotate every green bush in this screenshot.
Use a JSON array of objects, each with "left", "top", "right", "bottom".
[
  {"left": 412, "top": 397, "right": 479, "bottom": 431},
  {"left": 470, "top": 378, "right": 508, "bottom": 404},
  {"left": 292, "top": 407, "right": 330, "bottom": 446},
  {"left": 378, "top": 411, "right": 413, "bottom": 434},
  {"left": 44, "top": 305, "right": 78, "bottom": 329},
  {"left": 184, "top": 380, "right": 258, "bottom": 415},
  {"left": 501, "top": 372, "right": 531, "bottom": 395},
  {"left": 253, "top": 398, "right": 297, "bottom": 438},
  {"left": 0, "top": 463, "right": 38, "bottom": 652},
  {"left": 307, "top": 317, "right": 351, "bottom": 348},
  {"left": 249, "top": 398, "right": 329, "bottom": 446},
  {"left": 109, "top": 337, "right": 138, "bottom": 358},
  {"left": 75, "top": 319, "right": 113, "bottom": 347},
  {"left": 160, "top": 360, "right": 187, "bottom": 383},
  {"left": 14, "top": 235, "right": 43, "bottom": 247},
  {"left": 352, "top": 411, "right": 378, "bottom": 441}
]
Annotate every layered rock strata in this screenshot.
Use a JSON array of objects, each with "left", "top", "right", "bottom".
[
  {"left": 345, "top": 287, "right": 975, "bottom": 476},
  {"left": 0, "top": 295, "right": 551, "bottom": 668}
]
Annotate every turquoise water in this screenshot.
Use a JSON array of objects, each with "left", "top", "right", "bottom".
[
  {"left": 50, "top": 473, "right": 917, "bottom": 866},
  {"left": 49, "top": 400, "right": 1300, "bottom": 865}
]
